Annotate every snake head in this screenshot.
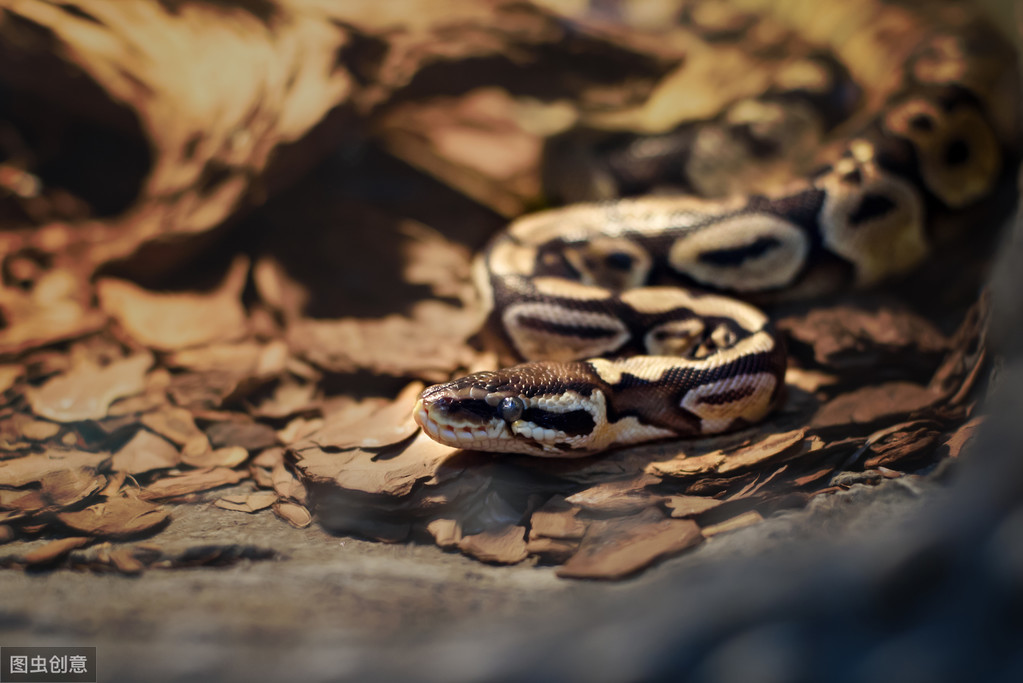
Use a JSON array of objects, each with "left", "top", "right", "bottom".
[{"left": 413, "top": 363, "right": 603, "bottom": 457}]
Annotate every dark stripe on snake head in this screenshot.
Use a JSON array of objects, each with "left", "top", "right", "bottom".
[
  {"left": 696, "top": 236, "right": 784, "bottom": 267},
  {"left": 520, "top": 408, "right": 596, "bottom": 436},
  {"left": 848, "top": 193, "right": 898, "bottom": 225}
]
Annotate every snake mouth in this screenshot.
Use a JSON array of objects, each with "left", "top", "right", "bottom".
[{"left": 414, "top": 398, "right": 508, "bottom": 450}]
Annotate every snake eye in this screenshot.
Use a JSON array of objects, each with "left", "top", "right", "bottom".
[{"left": 499, "top": 396, "right": 524, "bottom": 423}]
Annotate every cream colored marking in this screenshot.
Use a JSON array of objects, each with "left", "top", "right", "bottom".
[
  {"left": 605, "top": 415, "right": 677, "bottom": 448},
  {"left": 502, "top": 302, "right": 629, "bottom": 361},
  {"left": 507, "top": 195, "right": 748, "bottom": 245},
  {"left": 816, "top": 151, "right": 927, "bottom": 285},
  {"left": 619, "top": 287, "right": 768, "bottom": 332},
  {"left": 487, "top": 240, "right": 540, "bottom": 279},
  {"left": 588, "top": 331, "right": 776, "bottom": 386},
  {"left": 645, "top": 318, "right": 705, "bottom": 356},
  {"left": 668, "top": 213, "right": 809, "bottom": 291},
  {"left": 531, "top": 276, "right": 614, "bottom": 301},
  {"left": 884, "top": 99, "right": 1000, "bottom": 208},
  {"left": 562, "top": 236, "right": 653, "bottom": 291},
  {"left": 772, "top": 58, "right": 832, "bottom": 92},
  {"left": 680, "top": 371, "right": 778, "bottom": 433}
]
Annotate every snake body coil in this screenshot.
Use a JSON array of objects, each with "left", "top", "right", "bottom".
[{"left": 414, "top": 0, "right": 1021, "bottom": 457}]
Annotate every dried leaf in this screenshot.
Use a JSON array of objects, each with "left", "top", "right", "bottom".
[
  {"left": 271, "top": 461, "right": 307, "bottom": 504},
  {"left": 215, "top": 491, "right": 278, "bottom": 513},
  {"left": 717, "top": 428, "right": 810, "bottom": 474},
  {"left": 182, "top": 446, "right": 249, "bottom": 469},
  {"left": 140, "top": 467, "right": 246, "bottom": 500},
  {"left": 0, "top": 272, "right": 105, "bottom": 355},
  {"left": 20, "top": 419, "right": 60, "bottom": 441},
  {"left": 458, "top": 525, "right": 528, "bottom": 564},
  {"left": 205, "top": 420, "right": 278, "bottom": 452},
  {"left": 778, "top": 306, "right": 947, "bottom": 370},
  {"left": 23, "top": 536, "right": 92, "bottom": 565},
  {"left": 294, "top": 382, "right": 423, "bottom": 452},
  {"left": 97, "top": 257, "right": 248, "bottom": 351},
  {"left": 646, "top": 451, "right": 726, "bottom": 479},
  {"left": 557, "top": 508, "right": 702, "bottom": 580},
  {"left": 812, "top": 382, "right": 940, "bottom": 428},
  {"left": 0, "top": 365, "right": 24, "bottom": 394},
  {"left": 701, "top": 510, "right": 764, "bottom": 537},
  {"left": 26, "top": 353, "right": 152, "bottom": 422},
  {"left": 111, "top": 429, "right": 181, "bottom": 474},
  {"left": 108, "top": 546, "right": 146, "bottom": 574},
  {"left": 273, "top": 501, "right": 312, "bottom": 528},
  {"left": 426, "top": 518, "right": 463, "bottom": 548},
  {"left": 663, "top": 495, "right": 723, "bottom": 518},
  {"left": 58, "top": 494, "right": 169, "bottom": 537},
  {"left": 0, "top": 450, "right": 108, "bottom": 488},
  {"left": 528, "top": 497, "right": 587, "bottom": 540},
  {"left": 564, "top": 473, "right": 662, "bottom": 513},
  {"left": 140, "top": 407, "right": 208, "bottom": 446},
  {"left": 941, "top": 416, "right": 984, "bottom": 458}
]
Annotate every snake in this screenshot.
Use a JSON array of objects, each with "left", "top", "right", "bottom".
[{"left": 413, "top": 0, "right": 1021, "bottom": 457}]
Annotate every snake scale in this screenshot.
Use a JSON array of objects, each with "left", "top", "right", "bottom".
[{"left": 414, "top": 0, "right": 1021, "bottom": 457}]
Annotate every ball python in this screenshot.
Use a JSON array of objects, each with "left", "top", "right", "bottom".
[{"left": 413, "top": 0, "right": 1021, "bottom": 457}]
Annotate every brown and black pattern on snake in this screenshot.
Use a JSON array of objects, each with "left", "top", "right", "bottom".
[{"left": 415, "top": 0, "right": 1020, "bottom": 457}]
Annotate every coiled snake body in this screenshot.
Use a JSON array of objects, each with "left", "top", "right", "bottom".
[{"left": 414, "top": 0, "right": 1021, "bottom": 457}]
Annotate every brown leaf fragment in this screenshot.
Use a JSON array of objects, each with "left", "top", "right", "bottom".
[
  {"left": 292, "top": 428, "right": 458, "bottom": 498},
  {"left": 811, "top": 382, "right": 940, "bottom": 428},
  {"left": 525, "top": 536, "right": 579, "bottom": 563},
  {"left": 793, "top": 465, "right": 835, "bottom": 488},
  {"left": 293, "top": 382, "right": 424, "bottom": 452},
  {"left": 0, "top": 365, "right": 24, "bottom": 394},
  {"left": 249, "top": 379, "right": 320, "bottom": 420},
  {"left": 181, "top": 446, "right": 249, "bottom": 469},
  {"left": 250, "top": 447, "right": 284, "bottom": 489},
  {"left": 205, "top": 420, "right": 278, "bottom": 452},
  {"left": 646, "top": 451, "right": 726, "bottom": 478},
  {"left": 664, "top": 495, "right": 723, "bottom": 518},
  {"left": 273, "top": 501, "right": 312, "bottom": 528},
  {"left": 108, "top": 546, "right": 146, "bottom": 575},
  {"left": 558, "top": 508, "right": 702, "bottom": 580},
  {"left": 140, "top": 467, "right": 246, "bottom": 501},
  {"left": 529, "top": 497, "right": 587, "bottom": 540},
  {"left": 164, "top": 340, "right": 288, "bottom": 377},
  {"left": 426, "top": 518, "right": 463, "bottom": 549},
  {"left": 38, "top": 468, "right": 105, "bottom": 508},
  {"left": 26, "top": 353, "right": 152, "bottom": 422},
  {"left": 0, "top": 449, "right": 108, "bottom": 488},
  {"left": 701, "top": 510, "right": 764, "bottom": 537},
  {"left": 286, "top": 301, "right": 480, "bottom": 382},
  {"left": 58, "top": 494, "right": 169, "bottom": 538},
  {"left": 862, "top": 421, "right": 942, "bottom": 469},
  {"left": 23, "top": 536, "right": 92, "bottom": 565},
  {"left": 458, "top": 525, "right": 528, "bottom": 564},
  {"left": 778, "top": 306, "right": 948, "bottom": 370},
  {"left": 20, "top": 419, "right": 60, "bottom": 441},
  {"left": 111, "top": 429, "right": 181, "bottom": 474},
  {"left": 0, "top": 272, "right": 105, "bottom": 355},
  {"left": 940, "top": 416, "right": 984, "bottom": 459},
  {"left": 140, "top": 408, "right": 207, "bottom": 447},
  {"left": 272, "top": 461, "right": 307, "bottom": 504},
  {"left": 564, "top": 473, "right": 662, "bottom": 513},
  {"left": 717, "top": 428, "right": 810, "bottom": 474},
  {"left": 215, "top": 491, "right": 278, "bottom": 513},
  {"left": 0, "top": 525, "right": 14, "bottom": 544},
  {"left": 96, "top": 257, "right": 248, "bottom": 352}
]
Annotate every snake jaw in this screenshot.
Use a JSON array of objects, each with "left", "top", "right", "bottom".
[{"left": 414, "top": 381, "right": 594, "bottom": 456}]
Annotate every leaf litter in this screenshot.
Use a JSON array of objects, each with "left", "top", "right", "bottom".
[{"left": 0, "top": 4, "right": 1003, "bottom": 579}]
